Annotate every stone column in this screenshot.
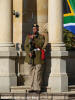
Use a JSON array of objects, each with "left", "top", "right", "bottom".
[
  {"left": 0, "top": 0, "right": 17, "bottom": 93},
  {"left": 47, "top": 0, "right": 68, "bottom": 92},
  {"left": 0, "top": 0, "right": 13, "bottom": 44},
  {"left": 48, "top": 0, "right": 63, "bottom": 44}
]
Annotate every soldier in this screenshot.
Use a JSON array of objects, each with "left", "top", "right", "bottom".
[{"left": 24, "top": 24, "right": 45, "bottom": 92}]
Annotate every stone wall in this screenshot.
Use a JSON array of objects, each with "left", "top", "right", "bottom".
[
  {"left": 13, "top": 0, "right": 48, "bottom": 49},
  {"left": 13, "top": 0, "right": 23, "bottom": 44}
]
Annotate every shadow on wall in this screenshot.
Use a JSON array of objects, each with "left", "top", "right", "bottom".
[
  {"left": 66, "top": 51, "right": 75, "bottom": 85},
  {"left": 22, "top": 0, "right": 37, "bottom": 50},
  {"left": 42, "top": 43, "right": 51, "bottom": 91}
]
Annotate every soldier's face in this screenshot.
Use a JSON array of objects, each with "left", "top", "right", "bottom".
[{"left": 33, "top": 27, "right": 37, "bottom": 34}]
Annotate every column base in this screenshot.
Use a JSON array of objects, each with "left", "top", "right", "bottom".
[
  {"left": 0, "top": 76, "right": 17, "bottom": 93},
  {"left": 0, "top": 44, "right": 17, "bottom": 93},
  {"left": 48, "top": 74, "right": 68, "bottom": 93},
  {"left": 51, "top": 43, "right": 66, "bottom": 51},
  {"left": 0, "top": 42, "right": 15, "bottom": 47},
  {"left": 47, "top": 43, "right": 68, "bottom": 93}
]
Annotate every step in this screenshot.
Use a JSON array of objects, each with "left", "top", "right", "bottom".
[
  {"left": 11, "top": 85, "right": 75, "bottom": 93},
  {"left": 11, "top": 86, "right": 31, "bottom": 93},
  {"left": 11, "top": 86, "right": 49, "bottom": 93},
  {"left": 69, "top": 85, "right": 75, "bottom": 91}
]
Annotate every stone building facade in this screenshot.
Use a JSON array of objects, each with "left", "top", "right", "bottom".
[{"left": 0, "top": 1, "right": 75, "bottom": 98}]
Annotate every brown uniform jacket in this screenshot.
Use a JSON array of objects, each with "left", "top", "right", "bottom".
[{"left": 24, "top": 33, "right": 45, "bottom": 65}]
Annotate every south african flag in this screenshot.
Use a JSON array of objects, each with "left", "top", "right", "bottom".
[{"left": 64, "top": 0, "right": 75, "bottom": 34}]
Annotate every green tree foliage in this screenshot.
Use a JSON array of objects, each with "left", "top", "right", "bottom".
[{"left": 63, "top": 29, "right": 75, "bottom": 51}]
